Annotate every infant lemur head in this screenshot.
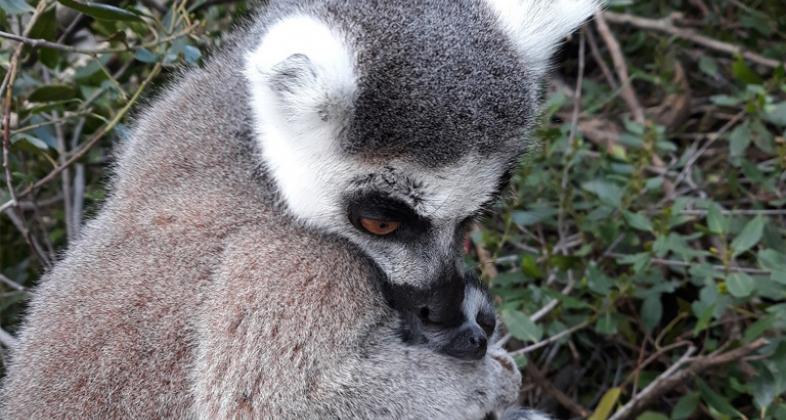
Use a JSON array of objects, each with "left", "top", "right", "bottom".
[
  {"left": 383, "top": 273, "right": 496, "bottom": 360},
  {"left": 245, "top": 0, "right": 601, "bottom": 288}
]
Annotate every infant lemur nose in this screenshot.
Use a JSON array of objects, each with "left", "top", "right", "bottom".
[{"left": 470, "top": 335, "right": 487, "bottom": 346}]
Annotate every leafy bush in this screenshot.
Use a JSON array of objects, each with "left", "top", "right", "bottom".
[{"left": 2, "top": 0, "right": 785, "bottom": 419}]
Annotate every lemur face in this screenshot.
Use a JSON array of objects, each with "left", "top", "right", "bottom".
[
  {"left": 246, "top": 0, "right": 601, "bottom": 288},
  {"left": 383, "top": 273, "right": 496, "bottom": 360}
]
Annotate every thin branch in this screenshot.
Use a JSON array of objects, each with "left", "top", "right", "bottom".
[
  {"left": 679, "top": 209, "right": 786, "bottom": 216},
  {"left": 671, "top": 111, "right": 744, "bottom": 194},
  {"left": 584, "top": 26, "right": 619, "bottom": 90},
  {"left": 609, "top": 346, "right": 696, "bottom": 420},
  {"left": 603, "top": 11, "right": 784, "bottom": 69},
  {"left": 610, "top": 339, "right": 768, "bottom": 420},
  {"left": 2, "top": 0, "right": 52, "bottom": 268},
  {"left": 511, "top": 320, "right": 591, "bottom": 356},
  {"left": 526, "top": 363, "right": 590, "bottom": 418},
  {"left": 0, "top": 27, "right": 194, "bottom": 55},
  {"left": 0, "top": 328, "right": 18, "bottom": 348},
  {"left": 607, "top": 252, "right": 770, "bottom": 275},
  {"left": 0, "top": 272, "right": 27, "bottom": 292},
  {"left": 595, "top": 11, "right": 646, "bottom": 124},
  {"left": 1, "top": 62, "right": 163, "bottom": 209},
  {"left": 497, "top": 274, "right": 575, "bottom": 347}
]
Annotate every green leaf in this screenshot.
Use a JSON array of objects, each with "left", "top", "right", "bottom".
[
  {"left": 0, "top": 0, "right": 33, "bottom": 14},
  {"left": 751, "top": 366, "right": 777, "bottom": 409},
  {"left": 11, "top": 133, "right": 50, "bottom": 150},
  {"left": 765, "top": 101, "right": 786, "bottom": 126},
  {"left": 134, "top": 48, "right": 159, "bottom": 63},
  {"left": 57, "top": 0, "right": 143, "bottom": 21},
  {"left": 732, "top": 57, "right": 763, "bottom": 85},
  {"left": 758, "top": 249, "right": 786, "bottom": 272},
  {"left": 726, "top": 272, "right": 755, "bottom": 298},
  {"left": 710, "top": 94, "right": 741, "bottom": 106},
  {"left": 772, "top": 271, "right": 786, "bottom": 285},
  {"left": 587, "top": 265, "right": 613, "bottom": 295},
  {"left": 727, "top": 123, "right": 751, "bottom": 158},
  {"left": 697, "top": 378, "right": 741, "bottom": 417},
  {"left": 706, "top": 204, "right": 728, "bottom": 235},
  {"left": 520, "top": 255, "right": 543, "bottom": 279},
  {"left": 582, "top": 180, "right": 623, "bottom": 207},
  {"left": 730, "top": 216, "right": 765, "bottom": 257},
  {"left": 641, "top": 295, "right": 662, "bottom": 331},
  {"left": 595, "top": 313, "right": 618, "bottom": 336},
  {"left": 511, "top": 208, "right": 557, "bottom": 226},
  {"left": 693, "top": 303, "right": 715, "bottom": 335},
  {"left": 636, "top": 413, "right": 668, "bottom": 420},
  {"left": 623, "top": 211, "right": 653, "bottom": 232},
  {"left": 617, "top": 252, "right": 651, "bottom": 274},
  {"left": 699, "top": 56, "right": 719, "bottom": 78},
  {"left": 183, "top": 45, "right": 201, "bottom": 64},
  {"left": 671, "top": 392, "right": 700, "bottom": 419},
  {"left": 743, "top": 315, "right": 775, "bottom": 343},
  {"left": 589, "top": 387, "right": 621, "bottom": 420},
  {"left": 27, "top": 85, "right": 78, "bottom": 102},
  {"left": 500, "top": 310, "right": 542, "bottom": 343}
]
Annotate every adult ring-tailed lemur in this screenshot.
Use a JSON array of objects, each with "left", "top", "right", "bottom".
[{"left": 1, "top": 1, "right": 599, "bottom": 418}]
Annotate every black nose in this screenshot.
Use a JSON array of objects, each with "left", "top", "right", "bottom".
[
  {"left": 469, "top": 333, "right": 488, "bottom": 349},
  {"left": 445, "top": 325, "right": 488, "bottom": 360}
]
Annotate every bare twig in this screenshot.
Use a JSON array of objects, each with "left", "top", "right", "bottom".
[
  {"left": 607, "top": 252, "right": 770, "bottom": 275},
  {"left": 584, "top": 26, "right": 619, "bottom": 90},
  {"left": 3, "top": 0, "right": 50, "bottom": 208},
  {"left": 0, "top": 27, "right": 194, "bottom": 55},
  {"left": 526, "top": 363, "right": 590, "bottom": 418},
  {"left": 473, "top": 227, "right": 499, "bottom": 280},
  {"left": 2, "top": 0, "right": 52, "bottom": 268},
  {"left": 511, "top": 320, "right": 591, "bottom": 356},
  {"left": 497, "top": 274, "right": 575, "bottom": 347},
  {"left": 0, "top": 272, "right": 26, "bottom": 291},
  {"left": 2, "top": 208, "right": 52, "bottom": 268},
  {"left": 594, "top": 12, "right": 646, "bottom": 124},
  {"left": 609, "top": 346, "right": 696, "bottom": 420},
  {"left": 603, "top": 11, "right": 784, "bottom": 69},
  {"left": 0, "top": 328, "right": 18, "bottom": 348},
  {"left": 670, "top": 111, "right": 745, "bottom": 195},
  {"left": 610, "top": 339, "right": 769, "bottom": 420},
  {"left": 679, "top": 209, "right": 786, "bottom": 216},
  {"left": 0, "top": 62, "right": 163, "bottom": 209}
]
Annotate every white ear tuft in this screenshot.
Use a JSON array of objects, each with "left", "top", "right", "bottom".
[
  {"left": 244, "top": 15, "right": 358, "bottom": 229},
  {"left": 484, "top": 0, "right": 602, "bottom": 68},
  {"left": 245, "top": 15, "right": 356, "bottom": 136}
]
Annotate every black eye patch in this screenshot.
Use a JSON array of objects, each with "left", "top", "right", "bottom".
[{"left": 345, "top": 191, "right": 431, "bottom": 240}]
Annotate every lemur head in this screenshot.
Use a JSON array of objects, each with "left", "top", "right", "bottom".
[
  {"left": 245, "top": 0, "right": 600, "bottom": 287},
  {"left": 384, "top": 273, "right": 496, "bottom": 360}
]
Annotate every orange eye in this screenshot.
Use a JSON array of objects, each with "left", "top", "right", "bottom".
[{"left": 359, "top": 218, "right": 401, "bottom": 236}]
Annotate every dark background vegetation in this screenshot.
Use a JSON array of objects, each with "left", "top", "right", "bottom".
[{"left": 1, "top": 0, "right": 785, "bottom": 418}]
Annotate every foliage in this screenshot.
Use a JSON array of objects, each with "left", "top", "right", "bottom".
[
  {"left": 475, "top": 1, "right": 786, "bottom": 418},
  {"left": 2, "top": 0, "right": 785, "bottom": 419}
]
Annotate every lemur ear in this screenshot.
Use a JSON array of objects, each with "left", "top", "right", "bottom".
[
  {"left": 245, "top": 15, "right": 356, "bottom": 136},
  {"left": 484, "top": 0, "right": 602, "bottom": 70}
]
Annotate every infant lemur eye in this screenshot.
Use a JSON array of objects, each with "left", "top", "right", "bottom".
[
  {"left": 359, "top": 218, "right": 401, "bottom": 236},
  {"left": 477, "top": 314, "right": 496, "bottom": 335},
  {"left": 419, "top": 307, "right": 430, "bottom": 320}
]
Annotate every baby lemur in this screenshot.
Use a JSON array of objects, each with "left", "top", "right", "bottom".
[{"left": 383, "top": 272, "right": 497, "bottom": 361}]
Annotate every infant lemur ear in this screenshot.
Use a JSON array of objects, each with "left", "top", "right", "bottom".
[{"left": 485, "top": 0, "right": 603, "bottom": 71}]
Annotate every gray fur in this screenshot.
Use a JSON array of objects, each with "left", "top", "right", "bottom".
[{"left": 1, "top": 0, "right": 595, "bottom": 417}]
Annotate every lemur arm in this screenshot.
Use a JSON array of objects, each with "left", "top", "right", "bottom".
[{"left": 189, "top": 228, "right": 520, "bottom": 419}]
